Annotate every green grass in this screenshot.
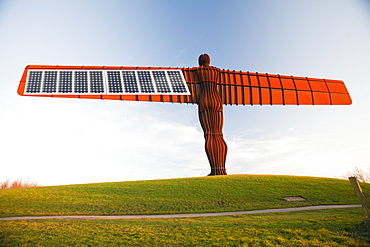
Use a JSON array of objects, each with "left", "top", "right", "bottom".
[
  {"left": 0, "top": 175, "right": 369, "bottom": 217},
  {"left": 1, "top": 175, "right": 370, "bottom": 246},
  {"left": 0, "top": 208, "right": 369, "bottom": 246}
]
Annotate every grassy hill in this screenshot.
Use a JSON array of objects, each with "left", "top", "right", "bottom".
[
  {"left": 0, "top": 175, "right": 368, "bottom": 217},
  {"left": 1, "top": 175, "right": 369, "bottom": 246}
]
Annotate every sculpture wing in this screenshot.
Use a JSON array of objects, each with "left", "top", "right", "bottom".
[
  {"left": 217, "top": 70, "right": 352, "bottom": 105},
  {"left": 18, "top": 65, "right": 351, "bottom": 106},
  {"left": 17, "top": 65, "right": 200, "bottom": 104}
]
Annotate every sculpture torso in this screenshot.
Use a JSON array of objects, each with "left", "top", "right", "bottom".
[{"left": 196, "top": 66, "right": 222, "bottom": 113}]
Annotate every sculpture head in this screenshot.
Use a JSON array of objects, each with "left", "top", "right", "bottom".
[{"left": 198, "top": 54, "right": 210, "bottom": 67}]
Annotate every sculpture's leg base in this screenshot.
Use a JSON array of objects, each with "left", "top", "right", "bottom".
[
  {"left": 204, "top": 133, "right": 227, "bottom": 176},
  {"left": 208, "top": 168, "right": 227, "bottom": 176},
  {"left": 199, "top": 110, "right": 228, "bottom": 176}
]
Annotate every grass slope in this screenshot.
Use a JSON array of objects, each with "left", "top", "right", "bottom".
[
  {"left": 1, "top": 175, "right": 369, "bottom": 217},
  {"left": 1, "top": 175, "right": 370, "bottom": 246}
]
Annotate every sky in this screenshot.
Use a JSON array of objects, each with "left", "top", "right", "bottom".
[{"left": 0, "top": 0, "right": 370, "bottom": 186}]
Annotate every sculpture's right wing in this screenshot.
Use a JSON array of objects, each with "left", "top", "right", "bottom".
[{"left": 218, "top": 70, "right": 352, "bottom": 105}]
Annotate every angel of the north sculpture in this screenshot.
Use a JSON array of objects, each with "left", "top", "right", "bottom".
[{"left": 17, "top": 54, "right": 352, "bottom": 176}]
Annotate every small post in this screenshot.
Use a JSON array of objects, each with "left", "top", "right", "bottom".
[{"left": 349, "top": 177, "right": 370, "bottom": 218}]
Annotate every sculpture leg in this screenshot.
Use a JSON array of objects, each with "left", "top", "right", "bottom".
[{"left": 199, "top": 111, "right": 227, "bottom": 175}]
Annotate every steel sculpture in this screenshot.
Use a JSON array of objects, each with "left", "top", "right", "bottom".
[{"left": 17, "top": 54, "right": 352, "bottom": 175}]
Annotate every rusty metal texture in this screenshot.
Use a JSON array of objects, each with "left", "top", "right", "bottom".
[
  {"left": 196, "top": 64, "right": 227, "bottom": 175},
  {"left": 216, "top": 70, "right": 351, "bottom": 105}
]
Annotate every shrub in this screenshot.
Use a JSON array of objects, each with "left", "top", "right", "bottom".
[
  {"left": 0, "top": 178, "right": 39, "bottom": 189},
  {"left": 342, "top": 167, "right": 370, "bottom": 183}
]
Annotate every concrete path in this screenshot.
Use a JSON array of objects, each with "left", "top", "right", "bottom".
[{"left": 0, "top": 204, "right": 361, "bottom": 221}]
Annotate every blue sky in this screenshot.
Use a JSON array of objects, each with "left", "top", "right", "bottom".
[{"left": 1, "top": 0, "right": 369, "bottom": 185}]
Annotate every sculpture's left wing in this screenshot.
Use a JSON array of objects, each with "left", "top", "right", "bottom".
[
  {"left": 217, "top": 70, "right": 352, "bottom": 105},
  {"left": 17, "top": 65, "right": 200, "bottom": 104}
]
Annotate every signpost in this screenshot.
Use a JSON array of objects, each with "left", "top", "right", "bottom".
[
  {"left": 349, "top": 177, "right": 370, "bottom": 218},
  {"left": 18, "top": 54, "right": 352, "bottom": 175}
]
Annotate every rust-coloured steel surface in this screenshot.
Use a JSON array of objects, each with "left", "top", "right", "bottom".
[
  {"left": 17, "top": 54, "right": 352, "bottom": 176},
  {"left": 196, "top": 54, "right": 227, "bottom": 175}
]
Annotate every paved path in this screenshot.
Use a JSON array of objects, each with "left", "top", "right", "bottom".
[{"left": 0, "top": 204, "right": 361, "bottom": 221}]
